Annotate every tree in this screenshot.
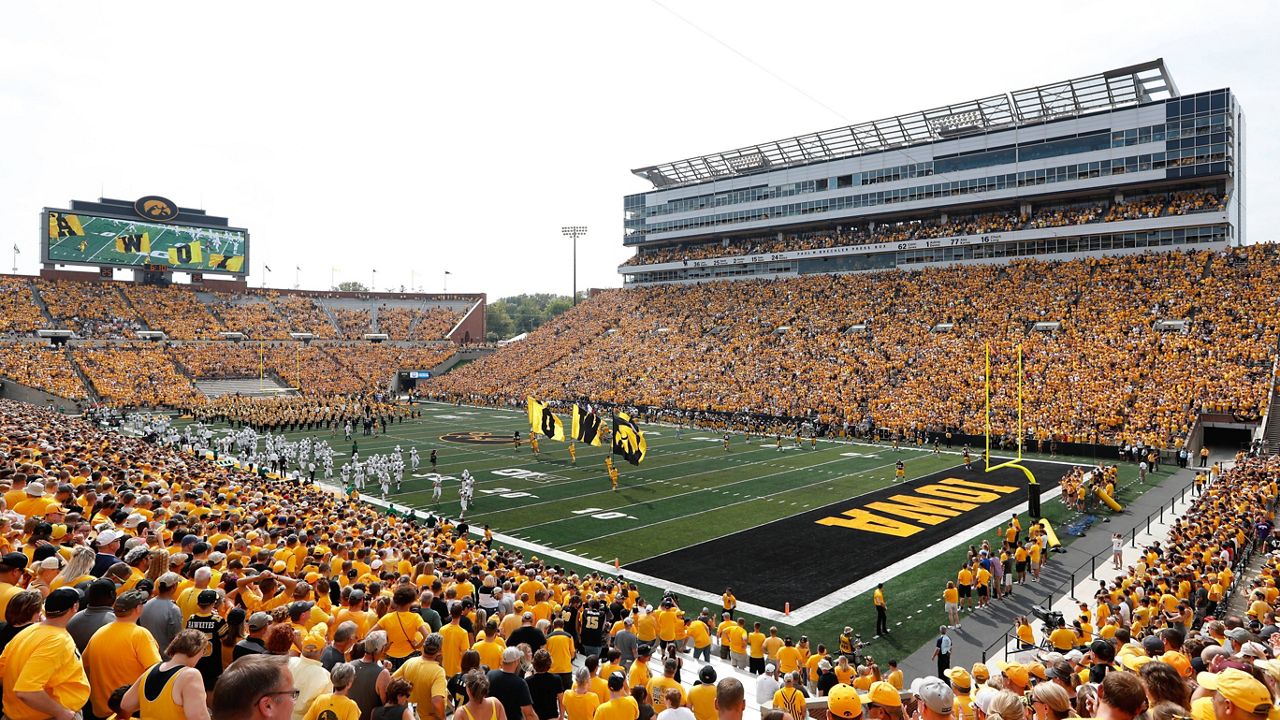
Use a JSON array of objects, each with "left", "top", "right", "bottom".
[
  {"left": 486, "top": 303, "right": 515, "bottom": 341},
  {"left": 485, "top": 294, "right": 575, "bottom": 340},
  {"left": 333, "top": 281, "right": 368, "bottom": 292}
]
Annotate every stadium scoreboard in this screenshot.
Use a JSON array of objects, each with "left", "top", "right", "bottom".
[{"left": 42, "top": 196, "right": 249, "bottom": 276}]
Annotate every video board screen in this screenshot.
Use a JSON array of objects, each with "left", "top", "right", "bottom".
[{"left": 43, "top": 209, "right": 249, "bottom": 275}]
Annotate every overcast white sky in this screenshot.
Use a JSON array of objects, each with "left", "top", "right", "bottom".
[{"left": 1, "top": 1, "right": 1275, "bottom": 300}]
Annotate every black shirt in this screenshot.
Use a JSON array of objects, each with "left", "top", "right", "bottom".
[
  {"left": 580, "top": 609, "right": 606, "bottom": 647},
  {"left": 234, "top": 636, "right": 267, "bottom": 660},
  {"left": 526, "top": 672, "right": 563, "bottom": 720},
  {"left": 486, "top": 669, "right": 533, "bottom": 720},
  {"left": 508, "top": 626, "right": 547, "bottom": 653},
  {"left": 321, "top": 644, "right": 348, "bottom": 670}
]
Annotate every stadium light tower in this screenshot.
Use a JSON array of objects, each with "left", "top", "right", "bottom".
[{"left": 562, "top": 226, "right": 587, "bottom": 306}]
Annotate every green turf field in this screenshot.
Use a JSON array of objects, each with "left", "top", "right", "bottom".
[{"left": 215, "top": 401, "right": 1161, "bottom": 659}]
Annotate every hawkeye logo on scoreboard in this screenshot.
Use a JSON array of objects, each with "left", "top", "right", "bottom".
[
  {"left": 134, "top": 196, "right": 179, "bottom": 222},
  {"left": 440, "top": 431, "right": 511, "bottom": 445}
]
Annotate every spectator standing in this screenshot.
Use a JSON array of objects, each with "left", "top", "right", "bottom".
[{"left": 0, "top": 588, "right": 91, "bottom": 720}]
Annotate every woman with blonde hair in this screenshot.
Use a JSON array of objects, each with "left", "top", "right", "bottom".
[
  {"left": 1028, "top": 682, "right": 1077, "bottom": 720},
  {"left": 53, "top": 545, "right": 96, "bottom": 589},
  {"left": 983, "top": 690, "right": 1026, "bottom": 720}
]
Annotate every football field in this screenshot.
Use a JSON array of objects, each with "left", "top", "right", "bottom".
[{"left": 218, "top": 401, "right": 1155, "bottom": 656}]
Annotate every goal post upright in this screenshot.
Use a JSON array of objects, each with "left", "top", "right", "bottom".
[{"left": 984, "top": 341, "right": 1042, "bottom": 517}]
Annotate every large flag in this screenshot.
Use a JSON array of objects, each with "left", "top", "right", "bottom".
[
  {"left": 526, "top": 396, "right": 565, "bottom": 441},
  {"left": 571, "top": 404, "right": 603, "bottom": 446},
  {"left": 49, "top": 212, "right": 84, "bottom": 239},
  {"left": 209, "top": 253, "right": 245, "bottom": 272},
  {"left": 114, "top": 233, "right": 151, "bottom": 254},
  {"left": 167, "top": 241, "right": 203, "bottom": 265},
  {"left": 612, "top": 411, "right": 647, "bottom": 465}
]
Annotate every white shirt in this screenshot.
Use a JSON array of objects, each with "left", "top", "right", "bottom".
[
  {"left": 756, "top": 675, "right": 781, "bottom": 706},
  {"left": 657, "top": 708, "right": 696, "bottom": 720},
  {"left": 288, "top": 656, "right": 334, "bottom": 720}
]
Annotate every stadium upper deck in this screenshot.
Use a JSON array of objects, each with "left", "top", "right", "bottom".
[{"left": 621, "top": 59, "right": 1244, "bottom": 285}]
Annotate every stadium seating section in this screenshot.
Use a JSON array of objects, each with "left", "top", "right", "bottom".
[
  {"left": 0, "top": 280, "right": 466, "bottom": 404},
  {"left": 439, "top": 244, "right": 1278, "bottom": 449},
  {"left": 621, "top": 190, "right": 1226, "bottom": 268}
]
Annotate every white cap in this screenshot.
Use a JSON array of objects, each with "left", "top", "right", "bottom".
[
  {"left": 123, "top": 513, "right": 146, "bottom": 529},
  {"left": 97, "top": 529, "right": 125, "bottom": 546}
]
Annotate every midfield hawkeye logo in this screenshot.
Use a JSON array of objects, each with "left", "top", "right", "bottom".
[
  {"left": 440, "top": 431, "right": 512, "bottom": 445},
  {"left": 134, "top": 196, "right": 179, "bottom": 222}
]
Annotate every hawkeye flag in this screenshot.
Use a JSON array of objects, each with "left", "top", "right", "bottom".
[
  {"left": 526, "top": 396, "right": 565, "bottom": 441},
  {"left": 49, "top": 212, "right": 85, "bottom": 239},
  {"left": 114, "top": 233, "right": 151, "bottom": 254},
  {"left": 167, "top": 241, "right": 203, "bottom": 265},
  {"left": 611, "top": 411, "right": 647, "bottom": 465},
  {"left": 571, "top": 404, "right": 603, "bottom": 446}
]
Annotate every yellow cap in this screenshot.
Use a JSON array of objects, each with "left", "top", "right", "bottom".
[
  {"left": 1160, "top": 651, "right": 1193, "bottom": 679},
  {"left": 827, "top": 684, "right": 863, "bottom": 719},
  {"left": 1121, "top": 654, "right": 1153, "bottom": 671},
  {"left": 1197, "top": 669, "right": 1272, "bottom": 715},
  {"left": 995, "top": 661, "right": 1029, "bottom": 688},
  {"left": 971, "top": 663, "right": 990, "bottom": 682},
  {"left": 858, "top": 681, "right": 902, "bottom": 708},
  {"left": 1027, "top": 662, "right": 1047, "bottom": 681},
  {"left": 945, "top": 667, "right": 972, "bottom": 690}
]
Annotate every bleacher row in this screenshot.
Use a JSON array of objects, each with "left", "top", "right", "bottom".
[
  {"left": 0, "top": 278, "right": 467, "bottom": 341},
  {"left": 0, "top": 343, "right": 457, "bottom": 406},
  {"left": 622, "top": 189, "right": 1226, "bottom": 268},
  {"left": 436, "top": 245, "right": 1280, "bottom": 449}
]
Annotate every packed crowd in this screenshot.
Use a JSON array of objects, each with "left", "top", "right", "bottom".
[
  {"left": 122, "top": 285, "right": 226, "bottom": 341},
  {"left": 0, "top": 396, "right": 1278, "bottom": 720},
  {"left": 333, "top": 308, "right": 374, "bottom": 339},
  {"left": 38, "top": 280, "right": 145, "bottom": 339},
  {"left": 72, "top": 345, "right": 205, "bottom": 408},
  {"left": 379, "top": 307, "right": 465, "bottom": 341},
  {"left": 0, "top": 345, "right": 89, "bottom": 401},
  {"left": 0, "top": 278, "right": 45, "bottom": 337},
  {"left": 439, "top": 245, "right": 1279, "bottom": 448},
  {"left": 622, "top": 190, "right": 1227, "bottom": 269}
]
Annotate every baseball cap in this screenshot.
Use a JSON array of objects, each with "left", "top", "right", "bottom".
[
  {"left": 765, "top": 663, "right": 777, "bottom": 674},
  {"left": 1239, "top": 642, "right": 1269, "bottom": 660},
  {"left": 96, "top": 529, "right": 124, "bottom": 546},
  {"left": 123, "top": 513, "right": 145, "bottom": 529},
  {"left": 971, "top": 663, "right": 990, "bottom": 683},
  {"left": 1065, "top": 650, "right": 1085, "bottom": 664},
  {"left": 1026, "top": 662, "right": 1048, "bottom": 681},
  {"left": 197, "top": 589, "right": 219, "bottom": 606},
  {"left": 1227, "top": 627, "right": 1252, "bottom": 644},
  {"left": 25, "top": 482, "right": 45, "bottom": 496},
  {"left": 698, "top": 665, "right": 716, "bottom": 684},
  {"left": 996, "top": 660, "right": 1029, "bottom": 688},
  {"left": 1197, "top": 669, "right": 1273, "bottom": 715},
  {"left": 1160, "top": 651, "right": 1194, "bottom": 678},
  {"left": 302, "top": 634, "right": 325, "bottom": 652},
  {"left": 858, "top": 681, "right": 901, "bottom": 708},
  {"left": 247, "top": 612, "right": 273, "bottom": 631},
  {"left": 827, "top": 684, "right": 863, "bottom": 719},
  {"left": 44, "top": 587, "right": 81, "bottom": 617},
  {"left": 970, "top": 687, "right": 999, "bottom": 715},
  {"left": 945, "top": 667, "right": 972, "bottom": 690},
  {"left": 910, "top": 678, "right": 954, "bottom": 715},
  {"left": 113, "top": 590, "right": 148, "bottom": 615},
  {"left": 1121, "top": 654, "right": 1153, "bottom": 671},
  {"left": 0, "top": 552, "right": 28, "bottom": 571},
  {"left": 607, "top": 672, "right": 626, "bottom": 691},
  {"left": 637, "top": 645, "right": 652, "bottom": 657}
]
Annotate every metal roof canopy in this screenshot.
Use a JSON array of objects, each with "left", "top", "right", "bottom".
[{"left": 632, "top": 59, "right": 1179, "bottom": 189}]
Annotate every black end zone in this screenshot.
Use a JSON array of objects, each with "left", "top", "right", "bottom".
[{"left": 625, "top": 460, "right": 1061, "bottom": 612}]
